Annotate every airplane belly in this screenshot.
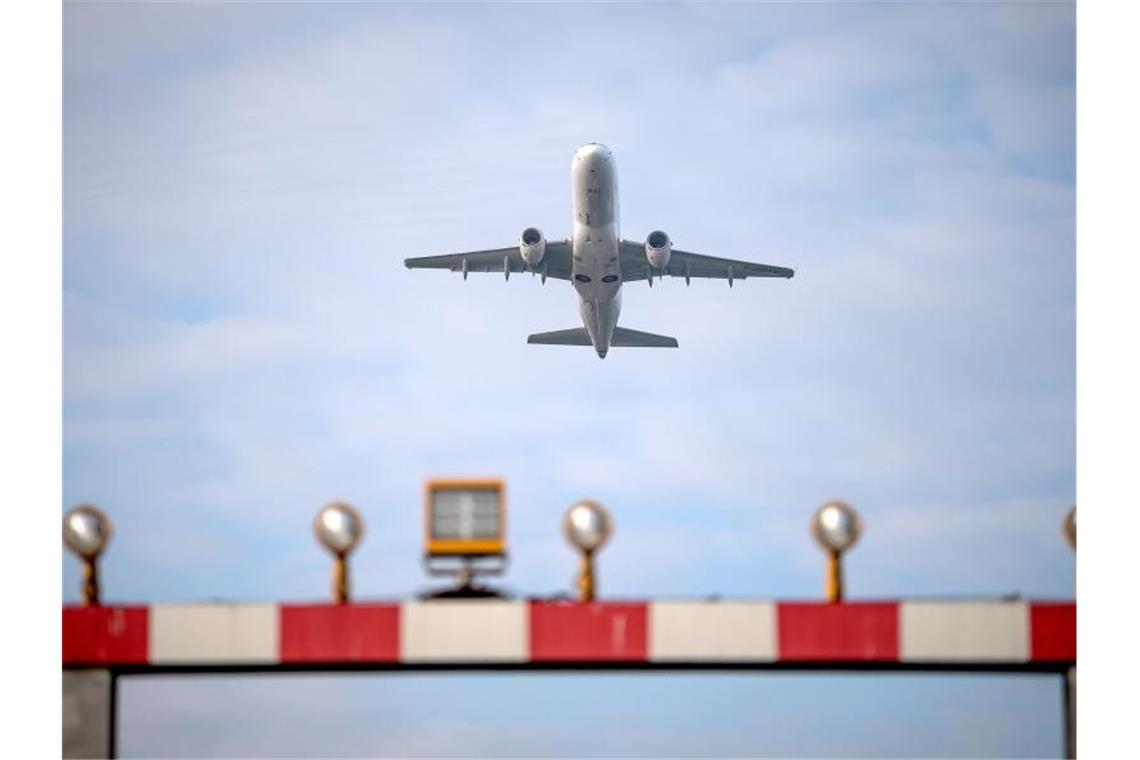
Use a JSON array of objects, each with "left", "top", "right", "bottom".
[
  {"left": 569, "top": 143, "right": 622, "bottom": 357},
  {"left": 572, "top": 231, "right": 619, "bottom": 286}
]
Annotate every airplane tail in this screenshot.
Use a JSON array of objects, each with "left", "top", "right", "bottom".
[{"left": 526, "top": 327, "right": 678, "bottom": 348}]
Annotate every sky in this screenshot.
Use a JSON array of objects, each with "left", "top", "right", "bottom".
[{"left": 63, "top": 1, "right": 1075, "bottom": 757}]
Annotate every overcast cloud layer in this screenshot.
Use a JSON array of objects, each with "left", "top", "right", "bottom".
[{"left": 64, "top": 2, "right": 1074, "bottom": 757}]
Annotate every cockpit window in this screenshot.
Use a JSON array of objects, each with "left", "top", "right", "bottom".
[
  {"left": 601, "top": 274, "right": 619, "bottom": 283},
  {"left": 574, "top": 274, "right": 592, "bottom": 283}
]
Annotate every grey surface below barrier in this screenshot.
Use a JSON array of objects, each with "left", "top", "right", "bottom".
[{"left": 63, "top": 669, "right": 113, "bottom": 759}]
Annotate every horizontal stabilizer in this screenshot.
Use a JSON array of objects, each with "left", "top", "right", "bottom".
[
  {"left": 527, "top": 328, "right": 592, "bottom": 346},
  {"left": 611, "top": 327, "right": 678, "bottom": 348},
  {"left": 527, "top": 326, "right": 678, "bottom": 348}
]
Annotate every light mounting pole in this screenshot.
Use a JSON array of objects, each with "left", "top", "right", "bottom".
[
  {"left": 63, "top": 505, "right": 112, "bottom": 606},
  {"left": 811, "top": 500, "right": 862, "bottom": 603},
  {"left": 563, "top": 499, "right": 613, "bottom": 602},
  {"left": 313, "top": 501, "right": 364, "bottom": 604}
]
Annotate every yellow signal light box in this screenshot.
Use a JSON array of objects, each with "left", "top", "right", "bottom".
[{"left": 424, "top": 478, "right": 506, "bottom": 558}]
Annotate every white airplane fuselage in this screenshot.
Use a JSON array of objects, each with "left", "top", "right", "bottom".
[{"left": 570, "top": 143, "right": 622, "bottom": 358}]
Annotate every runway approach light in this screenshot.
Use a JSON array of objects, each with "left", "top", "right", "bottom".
[
  {"left": 812, "top": 500, "right": 861, "bottom": 603},
  {"left": 1063, "top": 506, "right": 1076, "bottom": 551},
  {"left": 423, "top": 479, "right": 508, "bottom": 586},
  {"left": 313, "top": 501, "right": 364, "bottom": 604},
  {"left": 63, "top": 505, "right": 112, "bottom": 606},
  {"left": 563, "top": 499, "right": 613, "bottom": 602}
]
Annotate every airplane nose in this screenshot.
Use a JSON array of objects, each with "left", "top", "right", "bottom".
[{"left": 575, "top": 143, "right": 612, "bottom": 163}]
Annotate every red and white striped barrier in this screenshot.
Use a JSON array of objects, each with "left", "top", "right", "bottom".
[{"left": 62, "top": 600, "right": 1075, "bottom": 668}]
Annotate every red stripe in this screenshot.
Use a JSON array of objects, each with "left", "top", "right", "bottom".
[
  {"left": 63, "top": 606, "right": 149, "bottom": 665},
  {"left": 529, "top": 601, "right": 647, "bottom": 661},
  {"left": 279, "top": 604, "right": 400, "bottom": 663},
  {"left": 1029, "top": 602, "right": 1076, "bottom": 662},
  {"left": 777, "top": 602, "right": 899, "bottom": 661}
]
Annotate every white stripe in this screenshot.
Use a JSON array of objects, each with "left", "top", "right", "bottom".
[
  {"left": 900, "top": 601, "right": 1029, "bottom": 662},
  {"left": 400, "top": 600, "right": 526, "bottom": 662},
  {"left": 649, "top": 601, "right": 776, "bottom": 661},
  {"left": 150, "top": 604, "right": 278, "bottom": 664}
]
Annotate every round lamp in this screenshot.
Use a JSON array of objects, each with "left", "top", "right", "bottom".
[
  {"left": 562, "top": 500, "right": 613, "bottom": 601},
  {"left": 811, "top": 500, "right": 862, "bottom": 602},
  {"left": 313, "top": 501, "right": 364, "bottom": 603},
  {"left": 63, "top": 505, "right": 112, "bottom": 605}
]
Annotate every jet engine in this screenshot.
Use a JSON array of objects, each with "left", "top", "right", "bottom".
[
  {"left": 519, "top": 227, "right": 546, "bottom": 268},
  {"left": 646, "top": 230, "right": 672, "bottom": 270}
]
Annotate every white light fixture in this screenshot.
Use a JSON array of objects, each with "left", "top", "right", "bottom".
[
  {"left": 811, "top": 500, "right": 862, "bottom": 602},
  {"left": 63, "top": 505, "right": 112, "bottom": 605},
  {"left": 313, "top": 501, "right": 364, "bottom": 603},
  {"left": 563, "top": 500, "right": 613, "bottom": 601}
]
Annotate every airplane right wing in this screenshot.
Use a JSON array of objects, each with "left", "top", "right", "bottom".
[
  {"left": 617, "top": 240, "right": 794, "bottom": 283},
  {"left": 405, "top": 240, "right": 573, "bottom": 281}
]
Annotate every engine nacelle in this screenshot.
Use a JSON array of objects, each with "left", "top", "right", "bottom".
[
  {"left": 646, "top": 230, "right": 672, "bottom": 270},
  {"left": 519, "top": 227, "right": 546, "bottom": 268}
]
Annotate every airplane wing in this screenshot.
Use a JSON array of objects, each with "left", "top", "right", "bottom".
[
  {"left": 617, "top": 239, "right": 794, "bottom": 283},
  {"left": 405, "top": 240, "right": 573, "bottom": 281}
]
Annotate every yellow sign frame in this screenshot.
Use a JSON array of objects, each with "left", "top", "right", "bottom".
[{"left": 423, "top": 478, "right": 506, "bottom": 557}]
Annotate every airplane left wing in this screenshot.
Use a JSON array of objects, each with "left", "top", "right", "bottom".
[
  {"left": 405, "top": 240, "right": 573, "bottom": 281},
  {"left": 618, "top": 240, "right": 794, "bottom": 283}
]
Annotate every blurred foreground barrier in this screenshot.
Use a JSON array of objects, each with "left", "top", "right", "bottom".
[
  {"left": 61, "top": 598, "right": 1075, "bottom": 759},
  {"left": 64, "top": 598, "right": 1074, "bottom": 668}
]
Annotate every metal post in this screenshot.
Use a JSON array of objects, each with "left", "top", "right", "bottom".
[
  {"left": 1063, "top": 666, "right": 1076, "bottom": 758},
  {"left": 82, "top": 558, "right": 100, "bottom": 607},
  {"left": 826, "top": 550, "right": 843, "bottom": 603},
  {"left": 63, "top": 669, "right": 114, "bottom": 759},
  {"left": 332, "top": 554, "right": 348, "bottom": 604},
  {"left": 577, "top": 550, "right": 596, "bottom": 602}
]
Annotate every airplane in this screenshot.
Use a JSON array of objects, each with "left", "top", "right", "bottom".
[{"left": 404, "top": 143, "right": 794, "bottom": 359}]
